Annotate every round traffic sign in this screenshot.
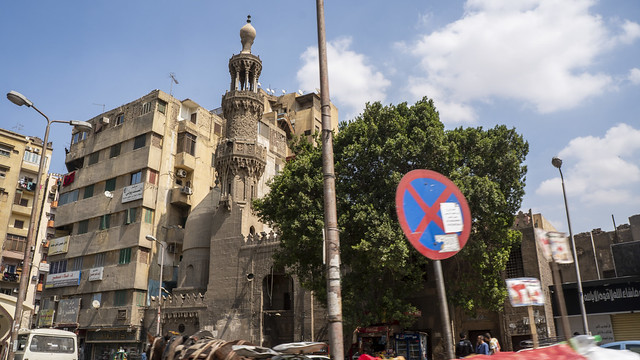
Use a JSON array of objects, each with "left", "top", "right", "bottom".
[{"left": 395, "top": 169, "right": 472, "bottom": 260}]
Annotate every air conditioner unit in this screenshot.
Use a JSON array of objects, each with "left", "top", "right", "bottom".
[
  {"left": 181, "top": 186, "right": 193, "bottom": 195},
  {"left": 100, "top": 117, "right": 110, "bottom": 125},
  {"left": 176, "top": 169, "right": 187, "bottom": 178},
  {"left": 26, "top": 146, "right": 32, "bottom": 151}
]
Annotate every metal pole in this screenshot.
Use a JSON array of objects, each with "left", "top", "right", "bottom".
[
  {"left": 8, "top": 106, "right": 51, "bottom": 360},
  {"left": 157, "top": 241, "right": 164, "bottom": 336},
  {"left": 433, "top": 260, "right": 454, "bottom": 360},
  {"left": 527, "top": 306, "right": 539, "bottom": 349},
  {"left": 315, "top": 1, "right": 344, "bottom": 359},
  {"left": 558, "top": 168, "right": 589, "bottom": 334}
]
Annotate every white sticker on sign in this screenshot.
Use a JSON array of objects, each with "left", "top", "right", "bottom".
[
  {"left": 440, "top": 202, "right": 463, "bottom": 233},
  {"left": 435, "top": 234, "right": 460, "bottom": 252}
]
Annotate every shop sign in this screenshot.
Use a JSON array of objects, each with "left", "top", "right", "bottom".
[
  {"left": 88, "top": 267, "right": 104, "bottom": 281},
  {"left": 122, "top": 183, "right": 144, "bottom": 203},
  {"left": 45, "top": 270, "right": 81, "bottom": 288},
  {"left": 48, "top": 236, "right": 70, "bottom": 255},
  {"left": 506, "top": 277, "right": 544, "bottom": 307},
  {"left": 558, "top": 279, "right": 640, "bottom": 316},
  {"left": 38, "top": 309, "right": 55, "bottom": 327},
  {"left": 39, "top": 263, "right": 50, "bottom": 272},
  {"left": 55, "top": 298, "right": 81, "bottom": 325},
  {"left": 87, "top": 329, "right": 139, "bottom": 342}
]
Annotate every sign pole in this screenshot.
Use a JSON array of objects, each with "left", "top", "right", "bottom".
[
  {"left": 551, "top": 260, "right": 572, "bottom": 339},
  {"left": 527, "top": 305, "right": 539, "bottom": 349},
  {"left": 434, "top": 260, "right": 455, "bottom": 360}
]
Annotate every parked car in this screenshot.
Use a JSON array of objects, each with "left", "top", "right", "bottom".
[{"left": 601, "top": 341, "right": 640, "bottom": 354}]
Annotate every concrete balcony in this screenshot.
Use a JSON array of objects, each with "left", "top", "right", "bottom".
[
  {"left": 12, "top": 204, "right": 31, "bottom": 216},
  {"left": 174, "top": 152, "right": 196, "bottom": 171},
  {"left": 170, "top": 187, "right": 192, "bottom": 208}
]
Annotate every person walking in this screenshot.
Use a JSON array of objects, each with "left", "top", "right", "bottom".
[
  {"left": 455, "top": 332, "right": 474, "bottom": 358},
  {"left": 484, "top": 333, "right": 500, "bottom": 355},
  {"left": 476, "top": 335, "right": 489, "bottom": 355}
]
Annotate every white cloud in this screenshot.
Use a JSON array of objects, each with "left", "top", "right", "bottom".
[
  {"left": 629, "top": 68, "right": 640, "bottom": 85},
  {"left": 536, "top": 123, "right": 640, "bottom": 206},
  {"left": 399, "top": 0, "right": 640, "bottom": 123},
  {"left": 297, "top": 37, "right": 391, "bottom": 121}
]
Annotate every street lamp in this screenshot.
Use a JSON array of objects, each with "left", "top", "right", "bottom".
[
  {"left": 552, "top": 156, "right": 590, "bottom": 335},
  {"left": 145, "top": 234, "right": 166, "bottom": 336},
  {"left": 6, "top": 90, "right": 92, "bottom": 359}
]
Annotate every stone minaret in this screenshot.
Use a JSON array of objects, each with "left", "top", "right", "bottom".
[{"left": 216, "top": 15, "right": 266, "bottom": 205}]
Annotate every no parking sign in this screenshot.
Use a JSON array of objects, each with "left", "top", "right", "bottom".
[{"left": 395, "top": 169, "right": 471, "bottom": 260}]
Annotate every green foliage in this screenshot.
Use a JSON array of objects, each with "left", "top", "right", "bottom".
[{"left": 253, "top": 97, "right": 529, "bottom": 328}]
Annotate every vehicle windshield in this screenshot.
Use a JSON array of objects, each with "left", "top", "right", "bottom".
[{"left": 28, "top": 335, "right": 75, "bottom": 353}]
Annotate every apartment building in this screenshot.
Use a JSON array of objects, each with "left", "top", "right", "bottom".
[
  {"left": 43, "top": 91, "right": 222, "bottom": 357},
  {"left": 0, "top": 128, "right": 53, "bottom": 326}
]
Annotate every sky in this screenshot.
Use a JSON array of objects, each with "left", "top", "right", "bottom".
[{"left": 1, "top": 0, "right": 639, "bottom": 236}]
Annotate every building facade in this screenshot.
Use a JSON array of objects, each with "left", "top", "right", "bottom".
[
  {"left": 41, "top": 18, "right": 337, "bottom": 360},
  {"left": 0, "top": 128, "right": 54, "bottom": 327}
]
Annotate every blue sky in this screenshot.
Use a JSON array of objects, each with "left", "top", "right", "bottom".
[{"left": 1, "top": 0, "right": 639, "bottom": 236}]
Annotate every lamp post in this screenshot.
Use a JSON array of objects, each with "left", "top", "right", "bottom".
[
  {"left": 552, "top": 156, "right": 590, "bottom": 335},
  {"left": 146, "top": 234, "right": 166, "bottom": 336},
  {"left": 6, "top": 90, "right": 92, "bottom": 360}
]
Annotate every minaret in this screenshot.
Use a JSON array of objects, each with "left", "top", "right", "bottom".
[{"left": 216, "top": 16, "right": 267, "bottom": 206}]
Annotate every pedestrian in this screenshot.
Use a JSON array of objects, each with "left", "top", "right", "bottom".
[
  {"left": 141, "top": 351, "right": 147, "bottom": 360},
  {"left": 476, "top": 335, "right": 489, "bottom": 355},
  {"left": 483, "top": 333, "right": 500, "bottom": 355},
  {"left": 455, "top": 332, "right": 474, "bottom": 358}
]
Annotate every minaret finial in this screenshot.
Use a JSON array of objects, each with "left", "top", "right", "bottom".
[{"left": 240, "top": 16, "right": 256, "bottom": 54}]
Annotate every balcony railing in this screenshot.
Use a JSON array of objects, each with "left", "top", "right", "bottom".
[{"left": 2, "top": 272, "right": 19, "bottom": 282}]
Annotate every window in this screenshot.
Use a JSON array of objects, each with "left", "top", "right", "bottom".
[
  {"left": 124, "top": 208, "right": 137, "bottom": 225},
  {"left": 72, "top": 257, "right": 83, "bottom": 271},
  {"left": 23, "top": 150, "right": 41, "bottom": 164},
  {"left": 20, "top": 198, "right": 28, "bottom": 207},
  {"left": 4, "top": 234, "right": 26, "bottom": 252},
  {"left": 177, "top": 132, "right": 196, "bottom": 155},
  {"left": 88, "top": 152, "right": 99, "bottom": 165},
  {"left": 130, "top": 171, "right": 142, "bottom": 185},
  {"left": 13, "top": 192, "right": 22, "bottom": 205},
  {"left": 71, "top": 132, "right": 88, "bottom": 144},
  {"left": 0, "top": 144, "right": 11, "bottom": 157},
  {"left": 133, "top": 134, "right": 146, "bottom": 150},
  {"left": 151, "top": 133, "right": 163, "bottom": 148},
  {"left": 78, "top": 220, "right": 89, "bottom": 234},
  {"left": 158, "top": 100, "right": 167, "bottom": 114},
  {"left": 144, "top": 208, "right": 154, "bottom": 224},
  {"left": 304, "top": 130, "right": 312, "bottom": 136},
  {"left": 92, "top": 292, "right": 102, "bottom": 304},
  {"left": 135, "top": 290, "right": 146, "bottom": 306},
  {"left": 50, "top": 260, "right": 67, "bottom": 274},
  {"left": 99, "top": 214, "right": 111, "bottom": 230},
  {"left": 190, "top": 112, "right": 197, "bottom": 124},
  {"left": 83, "top": 184, "right": 94, "bottom": 199},
  {"left": 114, "top": 290, "right": 127, "bottom": 306},
  {"left": 58, "top": 190, "right": 79, "bottom": 206},
  {"left": 105, "top": 177, "right": 116, "bottom": 192},
  {"left": 0, "top": 166, "right": 8, "bottom": 178},
  {"left": 505, "top": 244, "right": 525, "bottom": 279},
  {"left": 13, "top": 220, "right": 24, "bottom": 229},
  {"left": 119, "top": 248, "right": 132, "bottom": 264},
  {"left": 115, "top": 113, "right": 124, "bottom": 125},
  {"left": 142, "top": 102, "right": 152, "bottom": 114},
  {"left": 148, "top": 170, "right": 158, "bottom": 185},
  {"left": 109, "top": 143, "right": 121, "bottom": 158},
  {"left": 258, "top": 121, "right": 270, "bottom": 138},
  {"left": 94, "top": 253, "right": 105, "bottom": 267}
]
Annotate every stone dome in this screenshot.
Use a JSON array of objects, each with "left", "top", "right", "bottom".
[{"left": 240, "top": 16, "right": 256, "bottom": 54}]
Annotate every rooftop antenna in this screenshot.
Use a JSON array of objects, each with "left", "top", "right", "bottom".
[
  {"left": 93, "top": 103, "right": 106, "bottom": 113},
  {"left": 169, "top": 72, "right": 179, "bottom": 96},
  {"left": 11, "top": 123, "right": 24, "bottom": 132}
]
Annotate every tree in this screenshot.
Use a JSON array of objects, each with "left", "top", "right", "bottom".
[{"left": 254, "top": 97, "right": 529, "bottom": 328}]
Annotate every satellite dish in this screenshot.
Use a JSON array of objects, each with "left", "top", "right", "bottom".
[
  {"left": 282, "top": 89, "right": 286, "bottom": 94},
  {"left": 266, "top": 88, "right": 272, "bottom": 93},
  {"left": 298, "top": 90, "right": 304, "bottom": 95},
  {"left": 92, "top": 299, "right": 101, "bottom": 309},
  {"left": 257, "top": 82, "right": 261, "bottom": 87},
  {"left": 104, "top": 191, "right": 113, "bottom": 199}
]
